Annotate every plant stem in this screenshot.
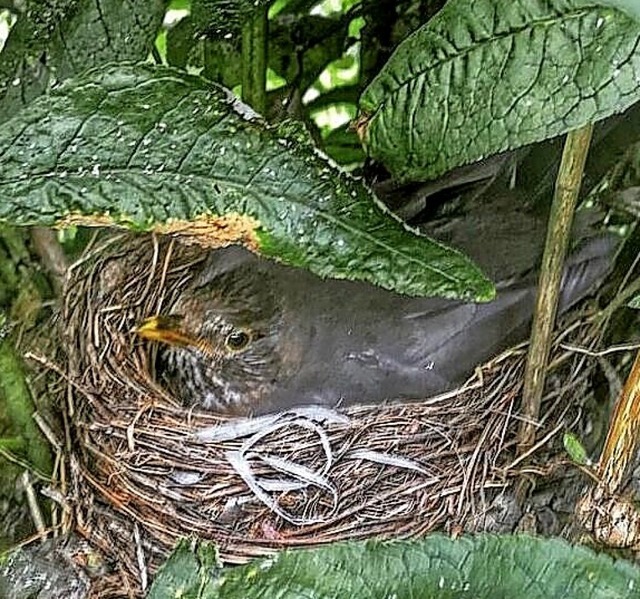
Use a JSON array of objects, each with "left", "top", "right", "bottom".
[
  {"left": 518, "top": 123, "right": 594, "bottom": 453},
  {"left": 241, "top": 6, "right": 268, "bottom": 114}
]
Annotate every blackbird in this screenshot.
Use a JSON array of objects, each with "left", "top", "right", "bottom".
[{"left": 136, "top": 220, "right": 616, "bottom": 417}]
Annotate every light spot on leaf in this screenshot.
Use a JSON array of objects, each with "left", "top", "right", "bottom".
[
  {"left": 55, "top": 212, "right": 261, "bottom": 252},
  {"left": 56, "top": 213, "right": 117, "bottom": 229},
  {"left": 155, "top": 213, "right": 261, "bottom": 251}
]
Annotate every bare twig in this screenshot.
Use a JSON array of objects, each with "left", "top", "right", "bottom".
[
  {"left": 559, "top": 342, "right": 640, "bottom": 357},
  {"left": 21, "top": 470, "right": 47, "bottom": 541},
  {"left": 30, "top": 227, "right": 68, "bottom": 294}
]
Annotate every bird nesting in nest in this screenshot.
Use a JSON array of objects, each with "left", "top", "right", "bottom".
[{"left": 135, "top": 217, "right": 616, "bottom": 417}]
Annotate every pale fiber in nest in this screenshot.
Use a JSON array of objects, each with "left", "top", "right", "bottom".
[{"left": 57, "top": 233, "right": 594, "bottom": 597}]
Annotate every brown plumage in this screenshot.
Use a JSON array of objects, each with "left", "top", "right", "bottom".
[{"left": 136, "top": 227, "right": 615, "bottom": 417}]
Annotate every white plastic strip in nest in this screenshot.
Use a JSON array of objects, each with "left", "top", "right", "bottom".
[
  {"left": 193, "top": 405, "right": 350, "bottom": 443},
  {"left": 242, "top": 417, "right": 334, "bottom": 473},
  {"left": 347, "top": 449, "right": 432, "bottom": 476},
  {"left": 224, "top": 414, "right": 339, "bottom": 525},
  {"left": 253, "top": 452, "right": 336, "bottom": 492},
  {"left": 221, "top": 411, "right": 437, "bottom": 526},
  {"left": 225, "top": 449, "right": 337, "bottom": 526}
]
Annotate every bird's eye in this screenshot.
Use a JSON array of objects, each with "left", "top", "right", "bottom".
[{"left": 225, "top": 329, "right": 251, "bottom": 351}]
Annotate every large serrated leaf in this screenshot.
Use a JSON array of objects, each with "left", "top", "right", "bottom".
[
  {"left": 0, "top": 0, "right": 165, "bottom": 124},
  {"left": 359, "top": 0, "right": 640, "bottom": 182},
  {"left": 147, "top": 535, "right": 640, "bottom": 598},
  {"left": 0, "top": 64, "right": 493, "bottom": 300}
]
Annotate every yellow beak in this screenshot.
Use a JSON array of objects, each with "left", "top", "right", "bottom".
[{"left": 134, "top": 315, "right": 199, "bottom": 348}]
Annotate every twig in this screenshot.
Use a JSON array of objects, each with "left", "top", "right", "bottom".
[
  {"left": 21, "top": 470, "right": 47, "bottom": 541},
  {"left": 508, "top": 421, "right": 565, "bottom": 471},
  {"left": 598, "top": 261, "right": 640, "bottom": 323},
  {"left": 518, "top": 123, "right": 594, "bottom": 454},
  {"left": 32, "top": 411, "right": 62, "bottom": 451},
  {"left": 134, "top": 523, "right": 148, "bottom": 592},
  {"left": 0, "top": 446, "right": 49, "bottom": 480},
  {"left": 30, "top": 227, "right": 68, "bottom": 294},
  {"left": 559, "top": 342, "right": 640, "bottom": 357}
]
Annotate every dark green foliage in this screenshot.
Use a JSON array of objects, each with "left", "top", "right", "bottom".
[
  {"left": 269, "top": 14, "right": 349, "bottom": 91},
  {"left": 360, "top": 0, "right": 640, "bottom": 181},
  {"left": 148, "top": 535, "right": 640, "bottom": 599},
  {"left": 0, "top": 0, "right": 166, "bottom": 123},
  {"left": 191, "top": 0, "right": 269, "bottom": 39},
  {"left": 0, "top": 64, "right": 493, "bottom": 300},
  {"left": 166, "top": 15, "right": 198, "bottom": 69}
]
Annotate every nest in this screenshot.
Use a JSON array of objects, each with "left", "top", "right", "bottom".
[{"left": 54, "top": 233, "right": 603, "bottom": 596}]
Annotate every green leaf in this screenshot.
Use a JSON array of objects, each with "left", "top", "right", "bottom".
[
  {"left": 149, "top": 535, "right": 640, "bottom": 598},
  {"left": 322, "top": 124, "right": 366, "bottom": 165},
  {"left": 269, "top": 15, "right": 349, "bottom": 91},
  {"left": 191, "top": 0, "right": 269, "bottom": 40},
  {"left": 0, "top": 0, "right": 166, "bottom": 124},
  {"left": 360, "top": 0, "right": 640, "bottom": 182},
  {"left": 203, "top": 40, "right": 243, "bottom": 89},
  {"left": 0, "top": 64, "right": 493, "bottom": 300},
  {"left": 629, "top": 294, "right": 640, "bottom": 309},
  {"left": 563, "top": 432, "right": 590, "bottom": 465},
  {"left": 166, "top": 16, "right": 199, "bottom": 70},
  {"left": 147, "top": 540, "right": 221, "bottom": 599},
  {"left": 169, "top": 0, "right": 191, "bottom": 9},
  {"left": 165, "top": 16, "right": 244, "bottom": 88},
  {"left": 0, "top": 322, "right": 52, "bottom": 476}
]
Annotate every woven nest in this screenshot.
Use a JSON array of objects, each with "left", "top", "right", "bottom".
[{"left": 55, "top": 233, "right": 602, "bottom": 596}]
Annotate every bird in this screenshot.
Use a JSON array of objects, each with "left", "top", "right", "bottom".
[{"left": 135, "top": 209, "right": 616, "bottom": 417}]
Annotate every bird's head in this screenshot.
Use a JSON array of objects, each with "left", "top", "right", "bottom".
[{"left": 135, "top": 260, "right": 286, "bottom": 415}]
